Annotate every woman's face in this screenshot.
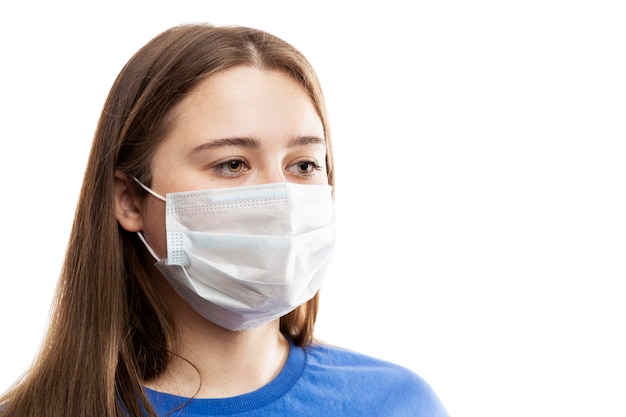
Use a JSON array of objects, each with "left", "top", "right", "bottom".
[{"left": 140, "top": 66, "right": 327, "bottom": 258}]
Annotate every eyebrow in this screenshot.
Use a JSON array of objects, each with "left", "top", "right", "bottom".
[
  {"left": 288, "top": 135, "right": 326, "bottom": 147},
  {"left": 191, "top": 137, "right": 260, "bottom": 153},
  {"left": 191, "top": 135, "right": 325, "bottom": 153}
]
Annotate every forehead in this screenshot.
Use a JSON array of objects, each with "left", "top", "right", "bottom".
[{"left": 166, "top": 66, "right": 324, "bottom": 140}]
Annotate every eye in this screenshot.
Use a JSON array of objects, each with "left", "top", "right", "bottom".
[
  {"left": 226, "top": 160, "right": 244, "bottom": 172},
  {"left": 213, "top": 159, "right": 249, "bottom": 176},
  {"left": 297, "top": 161, "right": 317, "bottom": 174},
  {"left": 287, "top": 160, "right": 323, "bottom": 176}
]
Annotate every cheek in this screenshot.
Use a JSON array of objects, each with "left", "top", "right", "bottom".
[{"left": 141, "top": 198, "right": 168, "bottom": 259}]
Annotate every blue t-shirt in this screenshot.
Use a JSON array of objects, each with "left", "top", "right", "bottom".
[{"left": 144, "top": 341, "right": 449, "bottom": 416}]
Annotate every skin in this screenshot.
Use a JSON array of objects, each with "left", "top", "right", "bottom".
[{"left": 113, "top": 66, "right": 328, "bottom": 398}]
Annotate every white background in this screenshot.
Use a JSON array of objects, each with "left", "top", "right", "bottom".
[{"left": 0, "top": 1, "right": 624, "bottom": 416}]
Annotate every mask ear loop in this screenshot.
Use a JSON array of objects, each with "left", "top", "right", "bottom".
[
  {"left": 131, "top": 176, "right": 166, "bottom": 202},
  {"left": 137, "top": 231, "right": 161, "bottom": 262},
  {"left": 130, "top": 176, "right": 165, "bottom": 261}
]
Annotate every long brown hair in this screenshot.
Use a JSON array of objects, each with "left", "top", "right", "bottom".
[{"left": 0, "top": 23, "right": 334, "bottom": 417}]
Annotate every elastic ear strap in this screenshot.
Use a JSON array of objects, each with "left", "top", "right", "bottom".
[
  {"left": 137, "top": 232, "right": 161, "bottom": 261},
  {"left": 131, "top": 176, "right": 166, "bottom": 201}
]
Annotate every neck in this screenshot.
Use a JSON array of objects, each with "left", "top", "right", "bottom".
[{"left": 145, "top": 273, "right": 290, "bottom": 398}]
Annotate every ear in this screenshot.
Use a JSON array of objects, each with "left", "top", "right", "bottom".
[{"left": 113, "top": 170, "right": 144, "bottom": 232}]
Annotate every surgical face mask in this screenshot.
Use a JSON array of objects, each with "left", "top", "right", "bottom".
[{"left": 133, "top": 179, "right": 336, "bottom": 331}]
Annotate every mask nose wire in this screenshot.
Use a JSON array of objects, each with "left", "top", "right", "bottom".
[{"left": 130, "top": 175, "right": 165, "bottom": 262}]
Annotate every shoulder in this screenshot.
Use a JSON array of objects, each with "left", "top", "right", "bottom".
[{"left": 301, "top": 343, "right": 449, "bottom": 416}]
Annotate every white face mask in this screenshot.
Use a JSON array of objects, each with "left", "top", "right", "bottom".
[{"left": 133, "top": 180, "right": 336, "bottom": 331}]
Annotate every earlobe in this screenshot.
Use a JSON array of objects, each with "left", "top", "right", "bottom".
[{"left": 114, "top": 170, "right": 144, "bottom": 232}]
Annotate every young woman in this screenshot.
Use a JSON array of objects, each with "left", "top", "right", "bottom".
[{"left": 0, "top": 23, "right": 448, "bottom": 416}]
